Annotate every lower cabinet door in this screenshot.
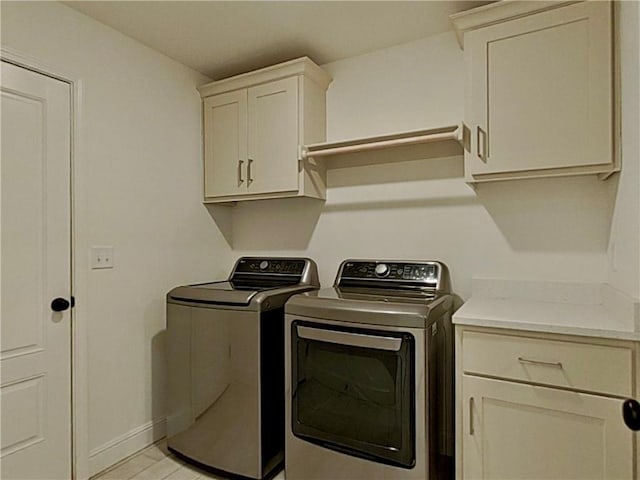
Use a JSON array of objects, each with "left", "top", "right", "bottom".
[{"left": 462, "top": 375, "right": 633, "bottom": 480}]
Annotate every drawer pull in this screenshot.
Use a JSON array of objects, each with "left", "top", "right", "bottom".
[{"left": 518, "top": 357, "right": 563, "bottom": 369}]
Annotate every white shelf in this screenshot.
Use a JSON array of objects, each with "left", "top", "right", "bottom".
[{"left": 299, "top": 124, "right": 463, "bottom": 161}]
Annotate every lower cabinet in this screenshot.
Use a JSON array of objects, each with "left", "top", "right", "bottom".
[
  {"left": 461, "top": 375, "right": 633, "bottom": 479},
  {"left": 457, "top": 327, "right": 636, "bottom": 479}
]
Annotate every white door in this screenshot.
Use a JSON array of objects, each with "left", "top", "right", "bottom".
[
  {"left": 462, "top": 375, "right": 633, "bottom": 479},
  {"left": 1, "top": 60, "right": 72, "bottom": 479}
]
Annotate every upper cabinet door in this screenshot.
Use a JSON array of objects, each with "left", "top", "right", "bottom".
[
  {"left": 462, "top": 1, "right": 614, "bottom": 181},
  {"left": 203, "top": 90, "right": 247, "bottom": 198},
  {"left": 247, "top": 76, "right": 299, "bottom": 195}
]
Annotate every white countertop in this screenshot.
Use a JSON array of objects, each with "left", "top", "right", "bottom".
[{"left": 453, "top": 278, "right": 640, "bottom": 341}]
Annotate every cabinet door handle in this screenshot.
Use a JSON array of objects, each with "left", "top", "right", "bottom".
[
  {"left": 237, "top": 160, "right": 244, "bottom": 185},
  {"left": 623, "top": 399, "right": 640, "bottom": 431},
  {"left": 518, "top": 357, "right": 563, "bottom": 369},
  {"left": 247, "top": 158, "right": 254, "bottom": 184},
  {"left": 469, "top": 397, "right": 475, "bottom": 436},
  {"left": 476, "top": 126, "right": 487, "bottom": 162}
]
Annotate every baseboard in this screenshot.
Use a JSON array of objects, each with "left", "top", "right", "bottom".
[{"left": 88, "top": 417, "right": 166, "bottom": 477}]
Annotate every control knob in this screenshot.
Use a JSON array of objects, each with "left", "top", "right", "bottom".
[
  {"left": 375, "top": 263, "right": 390, "bottom": 277},
  {"left": 259, "top": 260, "right": 269, "bottom": 271}
]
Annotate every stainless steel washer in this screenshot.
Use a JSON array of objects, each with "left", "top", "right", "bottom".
[
  {"left": 285, "top": 260, "right": 454, "bottom": 480},
  {"left": 166, "top": 257, "right": 319, "bottom": 480}
]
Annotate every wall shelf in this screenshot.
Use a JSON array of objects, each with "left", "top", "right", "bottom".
[{"left": 299, "top": 124, "right": 463, "bottom": 161}]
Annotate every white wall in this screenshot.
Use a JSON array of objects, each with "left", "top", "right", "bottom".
[
  {"left": 232, "top": 31, "right": 620, "bottom": 300},
  {"left": 1, "top": 2, "right": 232, "bottom": 476},
  {"left": 325, "top": 31, "right": 463, "bottom": 140}
]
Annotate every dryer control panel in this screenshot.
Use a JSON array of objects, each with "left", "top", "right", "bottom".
[{"left": 337, "top": 260, "right": 444, "bottom": 291}]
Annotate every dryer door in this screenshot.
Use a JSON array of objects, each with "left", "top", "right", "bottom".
[{"left": 290, "top": 320, "right": 416, "bottom": 468}]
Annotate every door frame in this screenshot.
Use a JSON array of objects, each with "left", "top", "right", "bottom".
[{"left": 1, "top": 46, "right": 90, "bottom": 480}]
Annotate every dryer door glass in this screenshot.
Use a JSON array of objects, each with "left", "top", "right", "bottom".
[{"left": 291, "top": 320, "right": 415, "bottom": 468}]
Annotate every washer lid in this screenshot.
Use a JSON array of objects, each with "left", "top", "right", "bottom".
[
  {"left": 168, "top": 281, "right": 262, "bottom": 306},
  {"left": 168, "top": 280, "right": 318, "bottom": 309},
  {"left": 167, "top": 257, "right": 320, "bottom": 308}
]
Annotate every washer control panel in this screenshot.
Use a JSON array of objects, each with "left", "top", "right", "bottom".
[
  {"left": 339, "top": 261, "right": 441, "bottom": 286},
  {"left": 234, "top": 258, "right": 306, "bottom": 275}
]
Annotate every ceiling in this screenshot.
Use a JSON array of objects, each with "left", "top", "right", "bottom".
[{"left": 64, "top": 1, "right": 488, "bottom": 80}]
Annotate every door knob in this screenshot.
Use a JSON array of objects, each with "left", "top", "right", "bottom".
[
  {"left": 51, "top": 297, "right": 71, "bottom": 312},
  {"left": 622, "top": 399, "right": 640, "bottom": 431}
]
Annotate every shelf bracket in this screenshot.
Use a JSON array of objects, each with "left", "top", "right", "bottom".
[{"left": 298, "top": 144, "right": 309, "bottom": 162}]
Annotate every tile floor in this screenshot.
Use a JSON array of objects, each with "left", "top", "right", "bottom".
[{"left": 91, "top": 441, "right": 285, "bottom": 480}]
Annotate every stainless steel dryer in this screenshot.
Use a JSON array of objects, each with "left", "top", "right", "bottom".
[
  {"left": 166, "top": 257, "right": 319, "bottom": 480},
  {"left": 285, "top": 260, "right": 454, "bottom": 480}
]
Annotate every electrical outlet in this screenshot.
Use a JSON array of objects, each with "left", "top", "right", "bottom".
[{"left": 91, "top": 246, "right": 114, "bottom": 269}]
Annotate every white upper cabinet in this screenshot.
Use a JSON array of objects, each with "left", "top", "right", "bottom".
[
  {"left": 451, "top": 1, "right": 617, "bottom": 183},
  {"left": 198, "top": 57, "right": 331, "bottom": 203}
]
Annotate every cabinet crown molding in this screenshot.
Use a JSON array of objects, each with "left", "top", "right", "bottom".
[
  {"left": 198, "top": 56, "right": 332, "bottom": 98},
  {"left": 450, "top": 0, "right": 579, "bottom": 49}
]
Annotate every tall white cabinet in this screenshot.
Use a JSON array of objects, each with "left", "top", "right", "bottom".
[
  {"left": 198, "top": 57, "right": 331, "bottom": 203},
  {"left": 451, "top": 1, "right": 617, "bottom": 183}
]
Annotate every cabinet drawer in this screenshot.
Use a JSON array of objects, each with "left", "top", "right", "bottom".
[{"left": 462, "top": 331, "right": 632, "bottom": 397}]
